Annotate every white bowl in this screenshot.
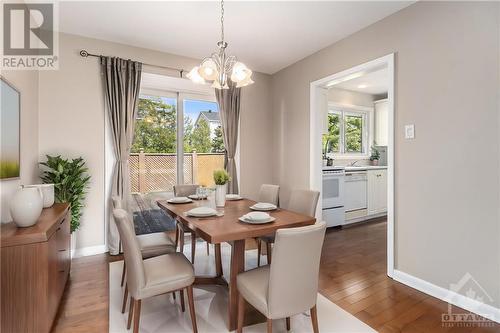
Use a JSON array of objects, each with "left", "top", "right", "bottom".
[
  {"left": 187, "top": 207, "right": 217, "bottom": 217},
  {"left": 245, "top": 211, "right": 270, "bottom": 222}
]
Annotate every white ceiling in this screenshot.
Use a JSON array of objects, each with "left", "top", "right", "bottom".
[
  {"left": 332, "top": 68, "right": 388, "bottom": 95},
  {"left": 59, "top": 1, "right": 413, "bottom": 74}
]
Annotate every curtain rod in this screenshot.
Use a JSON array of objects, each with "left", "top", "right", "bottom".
[{"left": 79, "top": 49, "right": 185, "bottom": 78}]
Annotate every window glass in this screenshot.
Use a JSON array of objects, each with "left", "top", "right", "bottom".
[
  {"left": 323, "top": 113, "right": 340, "bottom": 153},
  {"left": 344, "top": 114, "right": 363, "bottom": 153}
]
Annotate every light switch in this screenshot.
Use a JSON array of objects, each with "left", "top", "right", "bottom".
[{"left": 405, "top": 124, "right": 415, "bottom": 139}]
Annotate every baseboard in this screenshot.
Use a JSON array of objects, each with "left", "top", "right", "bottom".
[
  {"left": 393, "top": 270, "right": 500, "bottom": 324},
  {"left": 71, "top": 244, "right": 108, "bottom": 258}
]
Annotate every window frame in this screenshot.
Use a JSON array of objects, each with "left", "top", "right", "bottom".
[{"left": 327, "top": 102, "right": 372, "bottom": 159}]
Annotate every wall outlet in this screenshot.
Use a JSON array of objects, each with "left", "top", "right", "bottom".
[{"left": 405, "top": 124, "right": 415, "bottom": 139}]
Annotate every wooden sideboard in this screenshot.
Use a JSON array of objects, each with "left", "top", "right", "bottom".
[{"left": 1, "top": 203, "right": 71, "bottom": 333}]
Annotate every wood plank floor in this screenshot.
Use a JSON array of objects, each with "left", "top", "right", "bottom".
[{"left": 52, "top": 220, "right": 499, "bottom": 332}]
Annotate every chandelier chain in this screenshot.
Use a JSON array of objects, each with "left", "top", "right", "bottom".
[{"left": 220, "top": 0, "right": 224, "bottom": 43}]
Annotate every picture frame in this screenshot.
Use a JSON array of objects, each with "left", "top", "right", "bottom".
[{"left": 1, "top": 76, "right": 21, "bottom": 180}]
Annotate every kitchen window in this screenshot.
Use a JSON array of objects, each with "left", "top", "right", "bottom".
[{"left": 323, "top": 107, "right": 369, "bottom": 156}]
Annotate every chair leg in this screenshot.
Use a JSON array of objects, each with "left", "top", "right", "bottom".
[
  {"left": 206, "top": 242, "right": 210, "bottom": 255},
  {"left": 257, "top": 239, "right": 261, "bottom": 267},
  {"left": 127, "top": 297, "right": 134, "bottom": 329},
  {"left": 267, "top": 318, "right": 272, "bottom": 333},
  {"left": 121, "top": 283, "right": 128, "bottom": 314},
  {"left": 172, "top": 291, "right": 176, "bottom": 300},
  {"left": 187, "top": 285, "right": 198, "bottom": 333},
  {"left": 310, "top": 305, "right": 319, "bottom": 333},
  {"left": 120, "top": 261, "right": 126, "bottom": 287},
  {"left": 191, "top": 232, "right": 196, "bottom": 264},
  {"left": 266, "top": 242, "right": 272, "bottom": 265},
  {"left": 180, "top": 288, "right": 185, "bottom": 312},
  {"left": 237, "top": 293, "right": 245, "bottom": 333},
  {"left": 286, "top": 317, "right": 291, "bottom": 331},
  {"left": 133, "top": 299, "right": 142, "bottom": 333}
]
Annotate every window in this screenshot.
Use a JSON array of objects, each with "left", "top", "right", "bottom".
[{"left": 323, "top": 107, "right": 368, "bottom": 156}]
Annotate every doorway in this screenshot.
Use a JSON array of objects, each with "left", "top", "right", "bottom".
[{"left": 310, "top": 54, "right": 395, "bottom": 277}]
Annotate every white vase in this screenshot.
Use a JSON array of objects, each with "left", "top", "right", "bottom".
[
  {"left": 215, "top": 184, "right": 227, "bottom": 207},
  {"left": 24, "top": 184, "right": 54, "bottom": 208},
  {"left": 10, "top": 186, "right": 44, "bottom": 227}
]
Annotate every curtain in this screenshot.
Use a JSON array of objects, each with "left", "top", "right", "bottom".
[
  {"left": 101, "top": 56, "right": 142, "bottom": 255},
  {"left": 215, "top": 83, "right": 241, "bottom": 194}
]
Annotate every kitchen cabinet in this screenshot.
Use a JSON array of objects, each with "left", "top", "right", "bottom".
[
  {"left": 374, "top": 99, "right": 388, "bottom": 146},
  {"left": 367, "top": 169, "right": 387, "bottom": 215}
]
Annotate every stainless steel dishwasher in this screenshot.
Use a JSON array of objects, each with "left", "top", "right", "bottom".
[{"left": 344, "top": 171, "right": 368, "bottom": 212}]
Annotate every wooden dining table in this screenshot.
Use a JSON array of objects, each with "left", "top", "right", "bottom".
[{"left": 157, "top": 198, "right": 316, "bottom": 331}]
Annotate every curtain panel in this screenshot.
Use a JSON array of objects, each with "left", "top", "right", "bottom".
[
  {"left": 215, "top": 83, "right": 241, "bottom": 194},
  {"left": 101, "top": 56, "right": 142, "bottom": 255}
]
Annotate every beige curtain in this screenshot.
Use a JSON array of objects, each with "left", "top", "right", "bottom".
[
  {"left": 215, "top": 83, "right": 241, "bottom": 194},
  {"left": 101, "top": 56, "right": 142, "bottom": 255}
]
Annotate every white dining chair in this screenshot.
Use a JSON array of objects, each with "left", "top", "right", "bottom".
[
  {"left": 256, "top": 184, "right": 280, "bottom": 266},
  {"left": 237, "top": 221, "right": 327, "bottom": 333},
  {"left": 257, "top": 189, "right": 320, "bottom": 266}
]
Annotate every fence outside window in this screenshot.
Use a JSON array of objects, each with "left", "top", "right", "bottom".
[{"left": 129, "top": 151, "right": 225, "bottom": 193}]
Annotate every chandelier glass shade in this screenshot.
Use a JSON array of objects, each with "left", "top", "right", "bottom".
[{"left": 187, "top": 1, "right": 254, "bottom": 89}]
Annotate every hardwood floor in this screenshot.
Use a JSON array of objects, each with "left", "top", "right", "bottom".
[{"left": 52, "top": 220, "right": 499, "bottom": 332}]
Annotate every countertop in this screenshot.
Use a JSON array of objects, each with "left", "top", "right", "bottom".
[{"left": 322, "top": 165, "right": 388, "bottom": 172}]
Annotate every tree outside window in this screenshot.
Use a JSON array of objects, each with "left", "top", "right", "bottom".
[{"left": 323, "top": 109, "right": 366, "bottom": 155}]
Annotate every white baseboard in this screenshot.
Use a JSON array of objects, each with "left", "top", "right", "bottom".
[
  {"left": 71, "top": 244, "right": 108, "bottom": 258},
  {"left": 393, "top": 270, "right": 500, "bottom": 324}
]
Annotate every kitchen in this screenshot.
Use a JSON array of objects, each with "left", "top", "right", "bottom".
[{"left": 321, "top": 66, "right": 389, "bottom": 228}]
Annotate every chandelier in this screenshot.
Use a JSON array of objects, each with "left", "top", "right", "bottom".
[{"left": 186, "top": 0, "right": 254, "bottom": 89}]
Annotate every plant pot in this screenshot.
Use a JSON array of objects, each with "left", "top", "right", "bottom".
[
  {"left": 10, "top": 186, "right": 43, "bottom": 227},
  {"left": 24, "top": 184, "right": 54, "bottom": 208},
  {"left": 370, "top": 159, "right": 379, "bottom": 166},
  {"left": 215, "top": 184, "right": 227, "bottom": 207}
]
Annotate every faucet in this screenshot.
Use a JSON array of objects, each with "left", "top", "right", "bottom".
[{"left": 349, "top": 160, "right": 359, "bottom": 166}]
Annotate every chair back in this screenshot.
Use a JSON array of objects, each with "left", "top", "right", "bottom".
[
  {"left": 111, "top": 196, "right": 122, "bottom": 209},
  {"left": 258, "top": 184, "right": 280, "bottom": 206},
  {"left": 113, "top": 208, "right": 146, "bottom": 298},
  {"left": 174, "top": 184, "right": 200, "bottom": 197},
  {"left": 268, "top": 221, "right": 326, "bottom": 318},
  {"left": 288, "top": 189, "right": 320, "bottom": 217}
]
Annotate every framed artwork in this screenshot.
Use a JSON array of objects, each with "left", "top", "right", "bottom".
[{"left": 1, "top": 76, "right": 20, "bottom": 180}]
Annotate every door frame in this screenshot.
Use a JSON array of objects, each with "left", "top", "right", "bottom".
[{"left": 309, "top": 53, "right": 395, "bottom": 277}]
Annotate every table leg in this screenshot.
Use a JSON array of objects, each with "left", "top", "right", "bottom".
[
  {"left": 215, "top": 243, "right": 223, "bottom": 277},
  {"left": 228, "top": 239, "right": 245, "bottom": 331}
]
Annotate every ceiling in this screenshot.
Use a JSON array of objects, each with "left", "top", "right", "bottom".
[
  {"left": 332, "top": 68, "right": 388, "bottom": 95},
  {"left": 59, "top": 1, "right": 413, "bottom": 74}
]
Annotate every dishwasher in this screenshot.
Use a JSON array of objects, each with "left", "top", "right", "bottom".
[{"left": 344, "top": 171, "right": 367, "bottom": 212}]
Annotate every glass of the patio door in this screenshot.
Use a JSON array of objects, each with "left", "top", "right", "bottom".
[
  {"left": 130, "top": 93, "right": 178, "bottom": 195},
  {"left": 181, "top": 97, "right": 223, "bottom": 187}
]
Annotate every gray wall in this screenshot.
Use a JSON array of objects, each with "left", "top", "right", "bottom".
[{"left": 271, "top": 1, "right": 500, "bottom": 306}]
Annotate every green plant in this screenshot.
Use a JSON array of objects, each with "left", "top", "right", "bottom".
[
  {"left": 40, "top": 155, "right": 91, "bottom": 233},
  {"left": 213, "top": 169, "right": 231, "bottom": 185},
  {"left": 370, "top": 146, "right": 380, "bottom": 161}
]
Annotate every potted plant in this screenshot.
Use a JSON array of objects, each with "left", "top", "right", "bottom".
[
  {"left": 40, "top": 155, "right": 91, "bottom": 233},
  {"left": 213, "top": 169, "right": 230, "bottom": 207},
  {"left": 369, "top": 146, "right": 380, "bottom": 166}
]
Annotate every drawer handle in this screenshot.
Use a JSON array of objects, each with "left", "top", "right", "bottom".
[
  {"left": 59, "top": 270, "right": 66, "bottom": 273},
  {"left": 59, "top": 249, "right": 67, "bottom": 252}
]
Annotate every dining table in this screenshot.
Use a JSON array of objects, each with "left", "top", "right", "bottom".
[{"left": 157, "top": 197, "right": 316, "bottom": 331}]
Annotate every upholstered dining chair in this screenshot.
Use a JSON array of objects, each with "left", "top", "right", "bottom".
[
  {"left": 256, "top": 184, "right": 280, "bottom": 266},
  {"left": 257, "top": 189, "right": 320, "bottom": 266},
  {"left": 173, "top": 184, "right": 210, "bottom": 263},
  {"left": 111, "top": 196, "right": 177, "bottom": 314},
  {"left": 113, "top": 208, "right": 198, "bottom": 333},
  {"left": 237, "top": 221, "right": 327, "bottom": 333}
]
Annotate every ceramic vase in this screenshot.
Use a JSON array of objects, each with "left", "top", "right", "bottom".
[
  {"left": 25, "top": 184, "right": 54, "bottom": 208},
  {"left": 371, "top": 159, "right": 379, "bottom": 166},
  {"left": 215, "top": 184, "right": 227, "bottom": 207},
  {"left": 10, "top": 186, "right": 43, "bottom": 227}
]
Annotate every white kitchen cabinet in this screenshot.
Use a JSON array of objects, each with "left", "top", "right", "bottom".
[
  {"left": 367, "top": 169, "right": 387, "bottom": 215},
  {"left": 374, "top": 99, "right": 388, "bottom": 146}
]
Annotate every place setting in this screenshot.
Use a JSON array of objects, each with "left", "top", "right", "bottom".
[
  {"left": 239, "top": 211, "right": 275, "bottom": 224},
  {"left": 167, "top": 196, "right": 193, "bottom": 204},
  {"left": 184, "top": 206, "right": 224, "bottom": 219}
]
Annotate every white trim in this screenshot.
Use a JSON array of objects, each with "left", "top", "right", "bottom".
[
  {"left": 310, "top": 53, "right": 395, "bottom": 277},
  {"left": 71, "top": 244, "right": 107, "bottom": 259},
  {"left": 393, "top": 270, "right": 500, "bottom": 324},
  {"left": 328, "top": 102, "right": 373, "bottom": 112}
]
